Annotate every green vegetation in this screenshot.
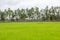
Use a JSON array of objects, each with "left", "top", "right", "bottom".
[
  {"left": 0, "top": 22, "right": 60, "bottom": 40},
  {"left": 0, "top": 6, "right": 60, "bottom": 21}
]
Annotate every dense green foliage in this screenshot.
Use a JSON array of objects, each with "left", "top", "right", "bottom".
[{"left": 0, "top": 6, "right": 60, "bottom": 21}]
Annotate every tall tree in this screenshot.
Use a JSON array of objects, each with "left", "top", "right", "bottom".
[
  {"left": 7, "top": 8, "right": 14, "bottom": 21},
  {"left": 49, "top": 6, "right": 56, "bottom": 21},
  {"left": 35, "top": 7, "right": 40, "bottom": 20},
  {"left": 20, "top": 9, "right": 27, "bottom": 20},
  {"left": 45, "top": 6, "right": 51, "bottom": 21},
  {"left": 26, "top": 8, "right": 34, "bottom": 20},
  {"left": 1, "top": 12, "right": 5, "bottom": 21}
]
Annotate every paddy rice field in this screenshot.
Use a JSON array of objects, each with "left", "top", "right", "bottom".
[{"left": 0, "top": 22, "right": 60, "bottom": 40}]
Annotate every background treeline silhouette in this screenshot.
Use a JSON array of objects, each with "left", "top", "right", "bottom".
[{"left": 0, "top": 6, "right": 60, "bottom": 22}]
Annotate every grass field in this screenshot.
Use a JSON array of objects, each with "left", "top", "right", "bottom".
[{"left": 0, "top": 22, "right": 60, "bottom": 40}]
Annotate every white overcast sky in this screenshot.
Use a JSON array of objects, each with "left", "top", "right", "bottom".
[{"left": 0, "top": 0, "right": 60, "bottom": 10}]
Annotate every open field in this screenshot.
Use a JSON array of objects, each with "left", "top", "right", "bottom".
[{"left": 0, "top": 22, "right": 60, "bottom": 40}]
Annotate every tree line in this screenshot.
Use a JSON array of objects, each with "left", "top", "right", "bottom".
[{"left": 0, "top": 6, "right": 60, "bottom": 22}]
